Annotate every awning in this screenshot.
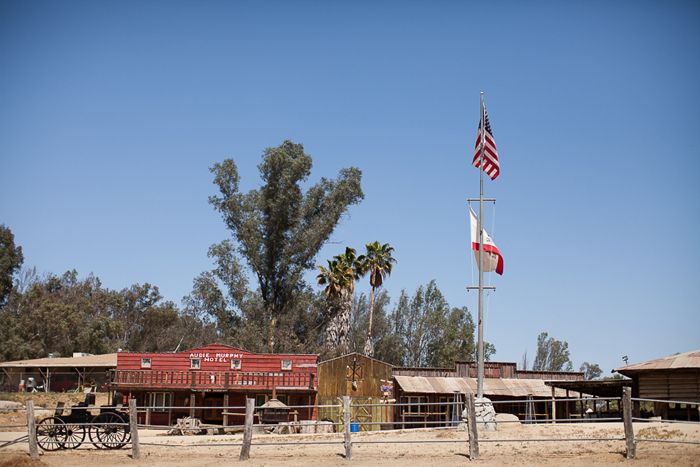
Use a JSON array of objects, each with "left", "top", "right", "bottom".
[
  {"left": 544, "top": 379, "right": 632, "bottom": 398},
  {"left": 0, "top": 354, "right": 117, "bottom": 368},
  {"left": 394, "top": 375, "right": 579, "bottom": 398}
]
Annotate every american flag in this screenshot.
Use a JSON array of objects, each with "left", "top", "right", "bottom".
[{"left": 472, "top": 108, "right": 500, "bottom": 180}]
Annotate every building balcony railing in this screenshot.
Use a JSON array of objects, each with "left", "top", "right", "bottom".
[{"left": 110, "top": 369, "right": 316, "bottom": 391}]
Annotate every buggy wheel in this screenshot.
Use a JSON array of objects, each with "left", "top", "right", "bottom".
[
  {"left": 89, "top": 412, "right": 128, "bottom": 449},
  {"left": 36, "top": 417, "right": 66, "bottom": 451},
  {"left": 62, "top": 423, "right": 85, "bottom": 449}
]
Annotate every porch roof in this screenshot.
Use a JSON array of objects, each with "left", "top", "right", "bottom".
[{"left": 394, "top": 375, "right": 579, "bottom": 398}]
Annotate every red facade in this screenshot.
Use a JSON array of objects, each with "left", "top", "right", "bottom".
[{"left": 111, "top": 344, "right": 318, "bottom": 426}]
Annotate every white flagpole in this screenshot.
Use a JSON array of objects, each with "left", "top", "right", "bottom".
[{"left": 477, "top": 92, "right": 485, "bottom": 399}]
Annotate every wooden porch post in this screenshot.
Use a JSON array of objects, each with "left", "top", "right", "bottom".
[{"left": 223, "top": 393, "right": 229, "bottom": 426}]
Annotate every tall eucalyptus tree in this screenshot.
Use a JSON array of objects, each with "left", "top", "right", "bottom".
[{"left": 207, "top": 141, "right": 364, "bottom": 351}]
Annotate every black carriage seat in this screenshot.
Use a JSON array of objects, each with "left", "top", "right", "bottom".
[
  {"left": 110, "top": 392, "right": 124, "bottom": 408},
  {"left": 75, "top": 393, "right": 96, "bottom": 408}
]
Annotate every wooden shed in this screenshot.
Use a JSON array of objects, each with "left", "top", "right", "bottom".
[
  {"left": 317, "top": 353, "right": 393, "bottom": 431},
  {"left": 0, "top": 353, "right": 116, "bottom": 392},
  {"left": 613, "top": 349, "right": 700, "bottom": 421},
  {"left": 392, "top": 362, "right": 585, "bottom": 426},
  {"left": 111, "top": 344, "right": 318, "bottom": 427}
]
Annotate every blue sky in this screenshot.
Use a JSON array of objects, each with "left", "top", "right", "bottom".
[{"left": 1, "top": 1, "right": 698, "bottom": 376}]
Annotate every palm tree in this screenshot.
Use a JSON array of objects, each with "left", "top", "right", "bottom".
[
  {"left": 317, "top": 247, "right": 359, "bottom": 353},
  {"left": 358, "top": 241, "right": 396, "bottom": 357}
]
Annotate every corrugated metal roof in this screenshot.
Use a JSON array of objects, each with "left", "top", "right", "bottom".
[
  {"left": 394, "top": 376, "right": 574, "bottom": 398},
  {"left": 613, "top": 349, "right": 700, "bottom": 374},
  {"left": 0, "top": 353, "right": 117, "bottom": 368}
]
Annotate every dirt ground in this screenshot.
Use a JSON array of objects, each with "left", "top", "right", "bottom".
[
  {"left": 2, "top": 394, "right": 699, "bottom": 466},
  {"left": 1, "top": 418, "right": 699, "bottom": 467}
]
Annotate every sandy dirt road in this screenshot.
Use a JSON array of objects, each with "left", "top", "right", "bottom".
[{"left": 2, "top": 421, "right": 699, "bottom": 467}]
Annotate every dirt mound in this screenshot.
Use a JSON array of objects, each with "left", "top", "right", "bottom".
[{"left": 0, "top": 456, "right": 49, "bottom": 467}]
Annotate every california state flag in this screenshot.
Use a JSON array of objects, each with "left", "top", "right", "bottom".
[{"left": 470, "top": 207, "right": 504, "bottom": 275}]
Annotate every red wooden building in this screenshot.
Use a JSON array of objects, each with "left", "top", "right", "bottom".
[{"left": 110, "top": 344, "right": 318, "bottom": 426}]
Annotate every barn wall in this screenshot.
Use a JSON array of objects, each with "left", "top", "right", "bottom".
[
  {"left": 638, "top": 370, "right": 700, "bottom": 402},
  {"left": 317, "top": 354, "right": 393, "bottom": 431},
  {"left": 318, "top": 354, "right": 392, "bottom": 399}
]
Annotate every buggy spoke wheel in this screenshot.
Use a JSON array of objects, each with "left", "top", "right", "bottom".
[
  {"left": 36, "top": 417, "right": 66, "bottom": 451},
  {"left": 89, "top": 413, "right": 128, "bottom": 449},
  {"left": 62, "top": 423, "right": 85, "bottom": 449}
]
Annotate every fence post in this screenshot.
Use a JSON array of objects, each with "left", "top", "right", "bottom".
[
  {"left": 343, "top": 396, "right": 353, "bottom": 460},
  {"left": 622, "top": 387, "right": 635, "bottom": 459},
  {"left": 129, "top": 398, "right": 140, "bottom": 459},
  {"left": 239, "top": 398, "right": 255, "bottom": 461},
  {"left": 26, "top": 400, "right": 39, "bottom": 458},
  {"left": 466, "top": 392, "right": 479, "bottom": 460}
]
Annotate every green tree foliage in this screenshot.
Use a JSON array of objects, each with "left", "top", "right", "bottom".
[
  {"left": 0, "top": 269, "right": 218, "bottom": 362},
  {"left": 391, "top": 281, "right": 493, "bottom": 367},
  {"left": 348, "top": 290, "right": 401, "bottom": 364},
  {"left": 203, "top": 141, "right": 363, "bottom": 352},
  {"left": 395, "top": 281, "right": 450, "bottom": 367},
  {"left": 0, "top": 270, "right": 122, "bottom": 360},
  {"left": 112, "top": 283, "right": 215, "bottom": 353},
  {"left": 532, "top": 332, "right": 573, "bottom": 371},
  {"left": 579, "top": 361, "right": 603, "bottom": 380},
  {"left": 359, "top": 280, "right": 494, "bottom": 368},
  {"left": 0, "top": 224, "right": 24, "bottom": 308},
  {"left": 357, "top": 241, "right": 396, "bottom": 357}
]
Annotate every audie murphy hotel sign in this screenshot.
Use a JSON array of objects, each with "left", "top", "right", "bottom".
[{"left": 189, "top": 352, "right": 243, "bottom": 363}]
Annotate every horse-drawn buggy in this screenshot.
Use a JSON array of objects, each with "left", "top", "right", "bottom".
[{"left": 35, "top": 392, "right": 131, "bottom": 450}]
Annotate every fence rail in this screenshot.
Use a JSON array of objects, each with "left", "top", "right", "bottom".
[{"left": 2, "top": 392, "right": 699, "bottom": 462}]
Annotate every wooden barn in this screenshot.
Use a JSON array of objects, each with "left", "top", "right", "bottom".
[
  {"left": 110, "top": 344, "right": 318, "bottom": 427},
  {"left": 317, "top": 353, "right": 393, "bottom": 431},
  {"left": 613, "top": 349, "right": 700, "bottom": 421}
]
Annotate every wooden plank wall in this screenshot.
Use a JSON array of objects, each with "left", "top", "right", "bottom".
[
  {"left": 639, "top": 370, "right": 700, "bottom": 402},
  {"left": 117, "top": 344, "right": 318, "bottom": 378},
  {"left": 317, "top": 354, "right": 392, "bottom": 398},
  {"left": 392, "top": 367, "right": 456, "bottom": 377}
]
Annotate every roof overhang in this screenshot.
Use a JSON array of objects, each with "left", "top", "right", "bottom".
[
  {"left": 544, "top": 379, "right": 632, "bottom": 398},
  {"left": 0, "top": 354, "right": 117, "bottom": 369},
  {"left": 394, "top": 375, "right": 580, "bottom": 398}
]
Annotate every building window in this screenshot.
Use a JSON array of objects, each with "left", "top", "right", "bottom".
[
  {"left": 439, "top": 397, "right": 453, "bottom": 419},
  {"left": 190, "top": 358, "right": 201, "bottom": 370},
  {"left": 231, "top": 359, "right": 241, "bottom": 370},
  {"left": 141, "top": 358, "right": 151, "bottom": 368},
  {"left": 407, "top": 396, "right": 426, "bottom": 414},
  {"left": 146, "top": 392, "right": 172, "bottom": 412},
  {"left": 281, "top": 360, "right": 292, "bottom": 371}
]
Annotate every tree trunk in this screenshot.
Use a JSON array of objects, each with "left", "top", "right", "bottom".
[
  {"left": 325, "top": 290, "right": 352, "bottom": 354},
  {"left": 363, "top": 287, "right": 375, "bottom": 357}
]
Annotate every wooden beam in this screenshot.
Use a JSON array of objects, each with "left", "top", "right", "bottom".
[
  {"left": 239, "top": 398, "right": 255, "bottom": 461},
  {"left": 129, "top": 399, "right": 140, "bottom": 459},
  {"left": 623, "top": 387, "right": 636, "bottom": 459},
  {"left": 343, "top": 396, "right": 353, "bottom": 460}
]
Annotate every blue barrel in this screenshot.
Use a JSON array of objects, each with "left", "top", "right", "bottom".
[{"left": 350, "top": 422, "right": 359, "bottom": 432}]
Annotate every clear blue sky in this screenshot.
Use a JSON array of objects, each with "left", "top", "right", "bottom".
[{"left": 1, "top": 1, "right": 698, "bottom": 376}]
